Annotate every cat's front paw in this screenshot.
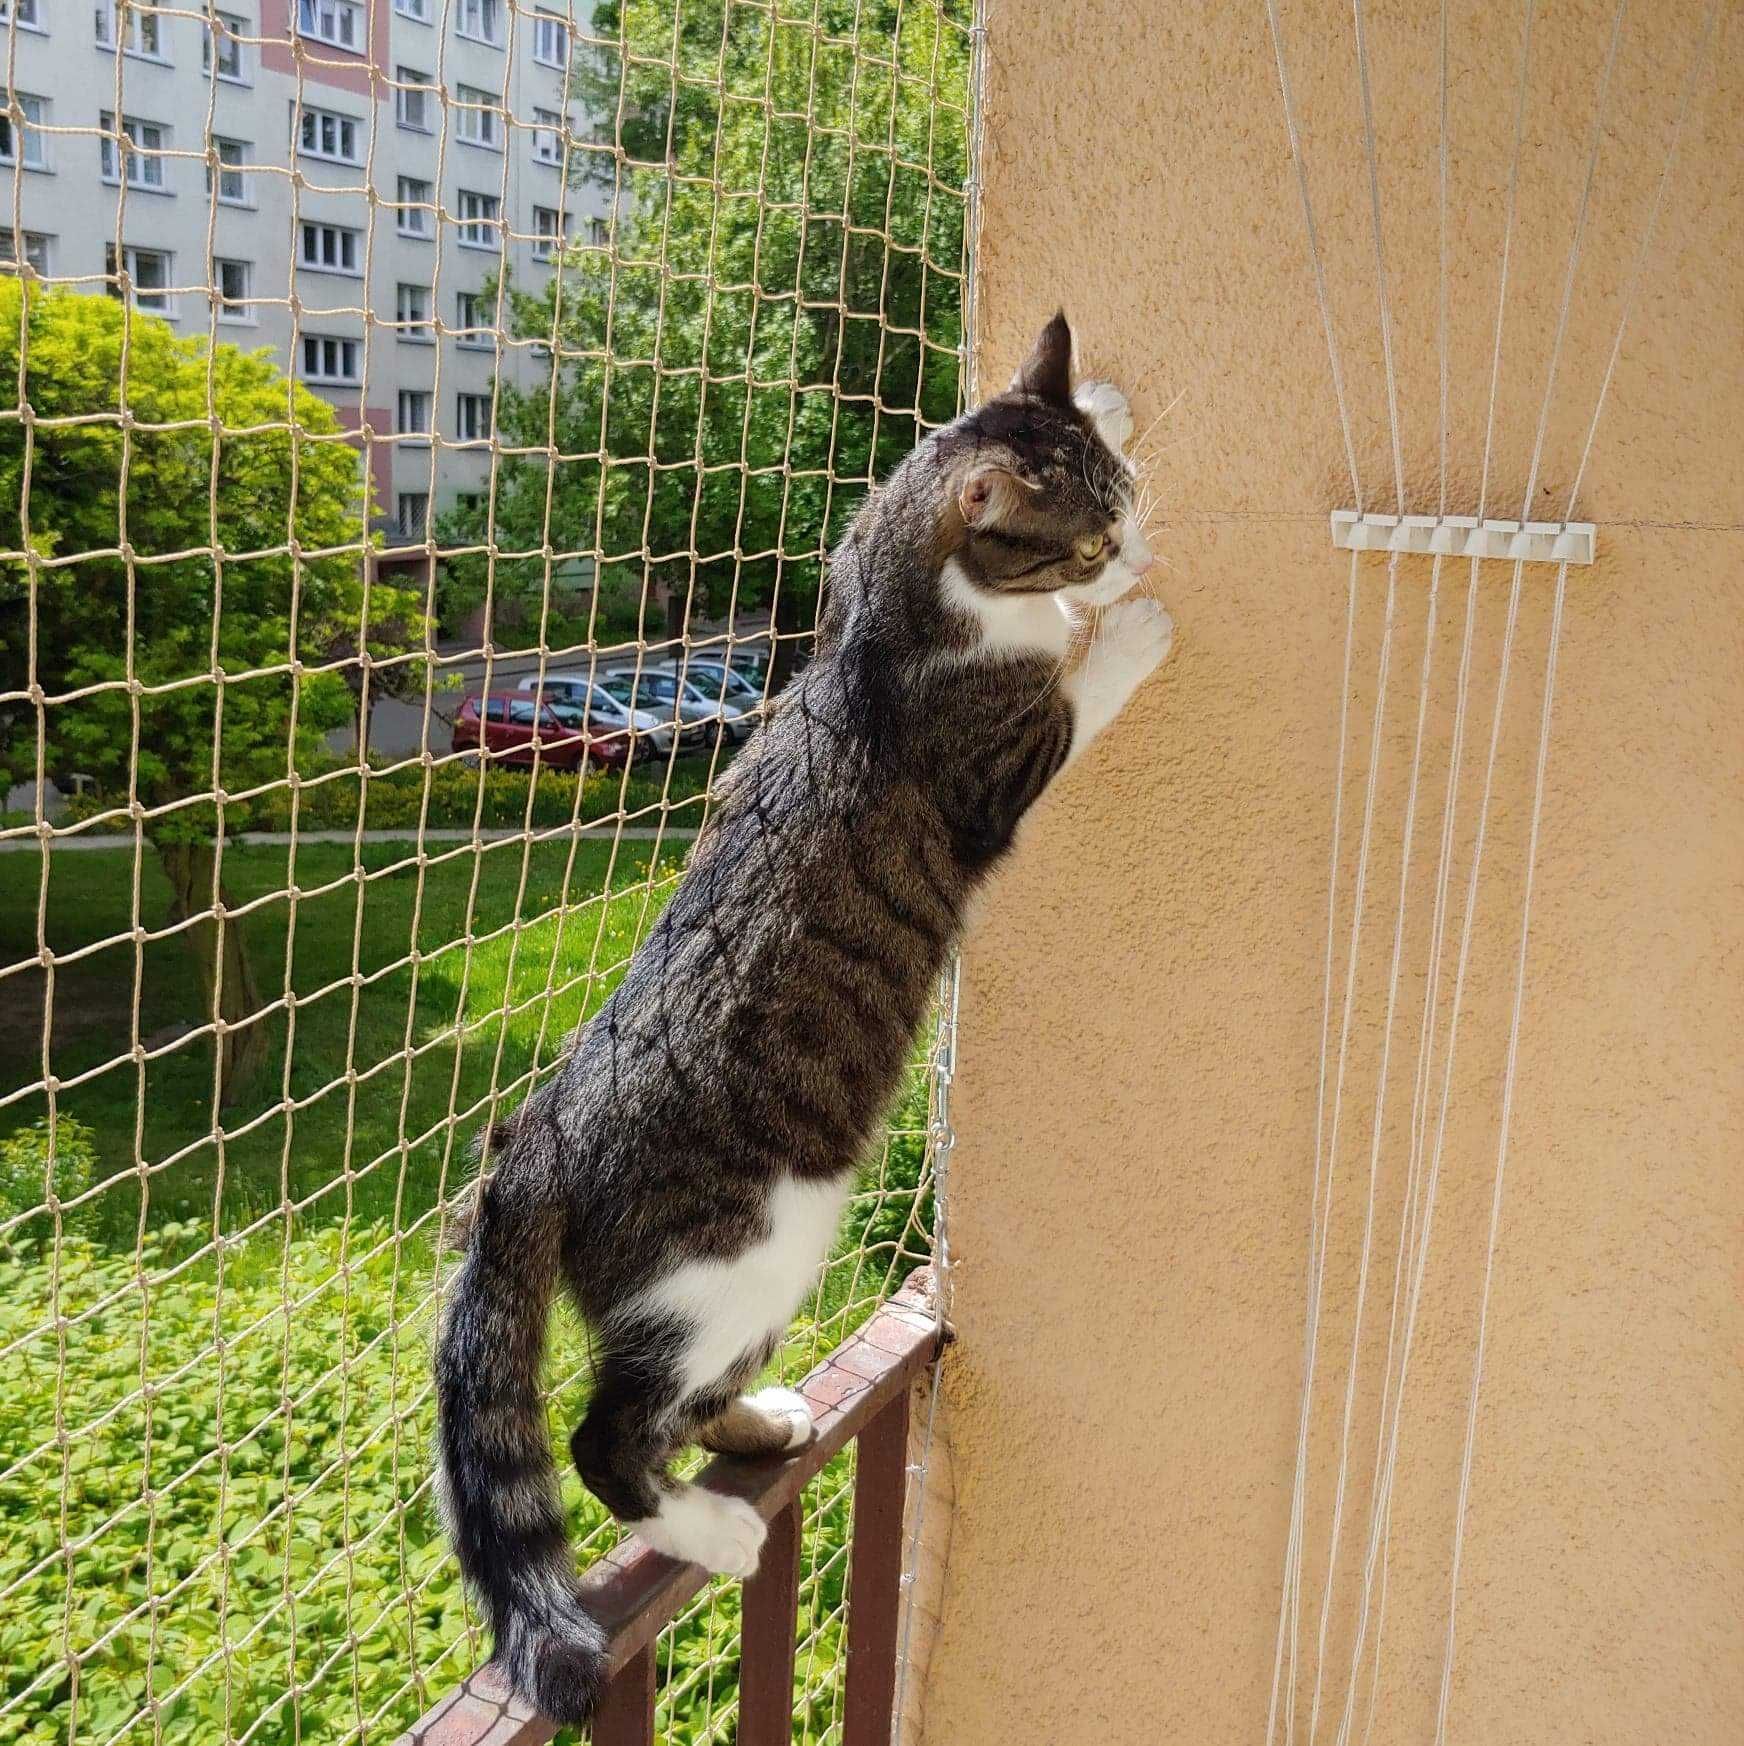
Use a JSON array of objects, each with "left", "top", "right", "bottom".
[
  {"left": 1101, "top": 595, "right": 1174, "bottom": 676},
  {"left": 635, "top": 1486, "right": 767, "bottom": 1577},
  {"left": 1075, "top": 380, "right": 1134, "bottom": 454}
]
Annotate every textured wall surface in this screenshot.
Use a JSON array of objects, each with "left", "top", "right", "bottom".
[{"left": 924, "top": 1, "right": 1741, "bottom": 1741}]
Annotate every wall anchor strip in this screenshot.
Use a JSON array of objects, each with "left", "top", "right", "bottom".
[{"left": 1330, "top": 511, "right": 1596, "bottom": 566}]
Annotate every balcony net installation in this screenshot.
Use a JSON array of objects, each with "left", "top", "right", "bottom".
[{"left": 0, "top": 0, "right": 974, "bottom": 1742}]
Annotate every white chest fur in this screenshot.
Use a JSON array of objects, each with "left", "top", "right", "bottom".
[
  {"left": 938, "top": 557, "right": 1075, "bottom": 662},
  {"left": 629, "top": 1173, "right": 853, "bottom": 1401}
]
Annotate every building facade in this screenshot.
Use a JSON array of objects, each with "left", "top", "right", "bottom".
[{"left": 0, "top": 0, "right": 608, "bottom": 545}]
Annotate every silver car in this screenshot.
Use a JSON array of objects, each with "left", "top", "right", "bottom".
[
  {"left": 599, "top": 667, "right": 751, "bottom": 746},
  {"left": 515, "top": 671, "right": 677, "bottom": 755}
]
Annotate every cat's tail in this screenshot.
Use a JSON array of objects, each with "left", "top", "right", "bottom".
[{"left": 433, "top": 1119, "right": 606, "bottom": 1724}]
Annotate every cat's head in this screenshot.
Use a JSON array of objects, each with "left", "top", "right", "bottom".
[{"left": 943, "top": 312, "right": 1153, "bottom": 606}]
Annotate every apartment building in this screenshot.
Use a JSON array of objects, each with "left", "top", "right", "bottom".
[{"left": 0, "top": 0, "right": 610, "bottom": 545}]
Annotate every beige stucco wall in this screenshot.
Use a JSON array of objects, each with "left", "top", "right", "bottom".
[{"left": 923, "top": 2, "right": 1741, "bottom": 1741}]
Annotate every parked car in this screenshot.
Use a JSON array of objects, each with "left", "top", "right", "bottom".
[
  {"left": 450, "top": 693, "right": 626, "bottom": 770},
  {"left": 598, "top": 668, "right": 753, "bottom": 745},
  {"left": 513, "top": 671, "right": 687, "bottom": 756},
  {"left": 663, "top": 658, "right": 765, "bottom": 711}
]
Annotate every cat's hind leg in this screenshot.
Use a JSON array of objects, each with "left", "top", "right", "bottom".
[
  {"left": 570, "top": 1345, "right": 767, "bottom": 1577},
  {"left": 698, "top": 1386, "right": 814, "bottom": 1457}
]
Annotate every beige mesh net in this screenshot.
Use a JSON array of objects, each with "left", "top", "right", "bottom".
[{"left": 0, "top": 0, "right": 975, "bottom": 1738}]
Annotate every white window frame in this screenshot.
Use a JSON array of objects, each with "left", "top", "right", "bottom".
[
  {"left": 0, "top": 1, "right": 45, "bottom": 34},
  {"left": 395, "top": 67, "right": 433, "bottom": 133},
  {"left": 456, "top": 190, "right": 500, "bottom": 250},
  {"left": 454, "top": 0, "right": 501, "bottom": 47},
  {"left": 212, "top": 256, "right": 254, "bottom": 323},
  {"left": 455, "top": 393, "right": 491, "bottom": 443},
  {"left": 298, "top": 221, "right": 362, "bottom": 277},
  {"left": 454, "top": 290, "right": 493, "bottom": 347},
  {"left": 0, "top": 92, "right": 47, "bottom": 170},
  {"left": 0, "top": 229, "right": 51, "bottom": 274},
  {"left": 587, "top": 214, "right": 610, "bottom": 248},
  {"left": 207, "top": 136, "right": 252, "bottom": 206},
  {"left": 96, "top": 1, "right": 169, "bottom": 63},
  {"left": 395, "top": 281, "right": 433, "bottom": 340},
  {"left": 396, "top": 492, "right": 429, "bottom": 539},
  {"left": 530, "top": 205, "right": 567, "bottom": 262},
  {"left": 100, "top": 113, "right": 169, "bottom": 191},
  {"left": 454, "top": 85, "right": 501, "bottom": 152},
  {"left": 396, "top": 388, "right": 432, "bottom": 438},
  {"left": 296, "top": 0, "right": 362, "bottom": 53},
  {"left": 393, "top": 0, "right": 428, "bottom": 19},
  {"left": 201, "top": 11, "right": 249, "bottom": 83},
  {"left": 532, "top": 107, "right": 563, "bottom": 166},
  {"left": 301, "top": 334, "right": 361, "bottom": 386},
  {"left": 532, "top": 12, "right": 566, "bottom": 68},
  {"left": 106, "top": 243, "right": 174, "bottom": 316},
  {"left": 296, "top": 105, "right": 362, "bottom": 165},
  {"left": 396, "top": 176, "right": 433, "bottom": 238}
]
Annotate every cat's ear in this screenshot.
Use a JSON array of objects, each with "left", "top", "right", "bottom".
[
  {"left": 1009, "top": 310, "right": 1073, "bottom": 405},
  {"left": 957, "top": 466, "right": 1025, "bottom": 529}
]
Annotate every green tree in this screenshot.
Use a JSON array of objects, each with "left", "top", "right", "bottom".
[
  {"left": 0, "top": 281, "right": 426, "bottom": 1103},
  {"left": 437, "top": 0, "right": 971, "bottom": 679}
]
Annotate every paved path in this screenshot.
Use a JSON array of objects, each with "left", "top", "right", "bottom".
[{"left": 0, "top": 825, "right": 701, "bottom": 854}]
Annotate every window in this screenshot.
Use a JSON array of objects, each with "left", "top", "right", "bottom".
[
  {"left": 455, "top": 290, "right": 492, "bottom": 347},
  {"left": 530, "top": 206, "right": 568, "bottom": 262},
  {"left": 393, "top": 0, "right": 428, "bottom": 18},
  {"left": 454, "top": 86, "right": 501, "bottom": 151},
  {"left": 395, "top": 281, "right": 432, "bottom": 339},
  {"left": 588, "top": 215, "right": 610, "bottom": 247},
  {"left": 395, "top": 67, "right": 432, "bottom": 132},
  {"left": 301, "top": 334, "right": 360, "bottom": 384},
  {"left": 297, "top": 106, "right": 361, "bottom": 165},
  {"left": 206, "top": 137, "right": 250, "bottom": 205},
  {"left": 105, "top": 243, "right": 173, "bottom": 314},
  {"left": 396, "top": 492, "right": 428, "bottom": 539},
  {"left": 96, "top": 1, "right": 166, "bottom": 60},
  {"left": 0, "top": 93, "right": 46, "bottom": 169},
  {"left": 100, "top": 113, "right": 168, "bottom": 189},
  {"left": 213, "top": 256, "right": 253, "bottom": 322},
  {"left": 455, "top": 393, "right": 491, "bottom": 442},
  {"left": 396, "top": 389, "right": 432, "bottom": 436},
  {"left": 532, "top": 12, "right": 566, "bottom": 66},
  {"left": 0, "top": 1, "right": 43, "bottom": 30},
  {"left": 0, "top": 230, "right": 51, "bottom": 274},
  {"left": 202, "top": 11, "right": 247, "bottom": 81},
  {"left": 456, "top": 190, "right": 499, "bottom": 249},
  {"left": 532, "top": 108, "right": 562, "bottom": 165},
  {"left": 455, "top": 0, "right": 501, "bottom": 46},
  {"left": 298, "top": 221, "right": 362, "bottom": 275},
  {"left": 396, "top": 175, "right": 432, "bottom": 237},
  {"left": 296, "top": 0, "right": 361, "bottom": 52}
]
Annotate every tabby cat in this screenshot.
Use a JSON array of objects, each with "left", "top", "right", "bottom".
[{"left": 433, "top": 311, "right": 1175, "bottom": 1722}]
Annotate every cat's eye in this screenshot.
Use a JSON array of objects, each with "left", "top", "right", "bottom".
[{"left": 1075, "top": 532, "right": 1108, "bottom": 560}]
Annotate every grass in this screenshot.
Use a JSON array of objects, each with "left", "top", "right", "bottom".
[
  {"left": 0, "top": 833, "right": 688, "bottom": 1242},
  {"left": 0, "top": 817, "right": 937, "bottom": 1746}
]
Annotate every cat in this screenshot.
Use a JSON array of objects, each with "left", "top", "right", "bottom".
[{"left": 433, "top": 310, "right": 1175, "bottom": 1723}]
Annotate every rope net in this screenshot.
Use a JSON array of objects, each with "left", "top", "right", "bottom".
[{"left": 0, "top": 0, "right": 974, "bottom": 1740}]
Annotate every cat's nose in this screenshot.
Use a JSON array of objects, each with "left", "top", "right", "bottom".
[{"left": 1126, "top": 532, "right": 1156, "bottom": 575}]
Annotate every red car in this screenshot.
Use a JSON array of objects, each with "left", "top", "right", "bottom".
[{"left": 451, "top": 693, "right": 628, "bottom": 770}]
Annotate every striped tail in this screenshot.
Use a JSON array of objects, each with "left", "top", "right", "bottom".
[{"left": 434, "top": 1145, "right": 606, "bottom": 1724}]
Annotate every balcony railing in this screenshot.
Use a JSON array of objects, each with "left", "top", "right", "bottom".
[{"left": 396, "top": 1270, "right": 943, "bottom": 1746}]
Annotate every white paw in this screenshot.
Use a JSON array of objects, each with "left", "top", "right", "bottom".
[
  {"left": 1100, "top": 596, "right": 1175, "bottom": 674},
  {"left": 745, "top": 1385, "right": 815, "bottom": 1452},
  {"left": 634, "top": 1486, "right": 767, "bottom": 1577},
  {"left": 1075, "top": 380, "right": 1133, "bottom": 452}
]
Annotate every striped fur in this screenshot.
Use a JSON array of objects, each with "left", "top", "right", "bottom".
[{"left": 432, "top": 312, "right": 1172, "bottom": 1722}]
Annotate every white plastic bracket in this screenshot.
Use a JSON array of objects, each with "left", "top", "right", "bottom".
[{"left": 1330, "top": 511, "right": 1596, "bottom": 567}]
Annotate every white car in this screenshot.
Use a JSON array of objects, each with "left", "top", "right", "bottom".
[{"left": 514, "top": 671, "right": 677, "bottom": 755}]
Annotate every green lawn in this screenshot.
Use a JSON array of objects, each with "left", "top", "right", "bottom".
[
  {"left": 0, "top": 828, "right": 937, "bottom": 1746},
  {"left": 0, "top": 834, "right": 687, "bottom": 1242}
]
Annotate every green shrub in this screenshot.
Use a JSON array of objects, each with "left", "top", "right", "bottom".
[{"left": 0, "top": 1114, "right": 99, "bottom": 1222}]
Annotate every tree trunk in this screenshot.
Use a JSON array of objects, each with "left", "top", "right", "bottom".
[
  {"left": 770, "top": 578, "right": 812, "bottom": 692},
  {"left": 155, "top": 839, "right": 267, "bottom": 1108}
]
